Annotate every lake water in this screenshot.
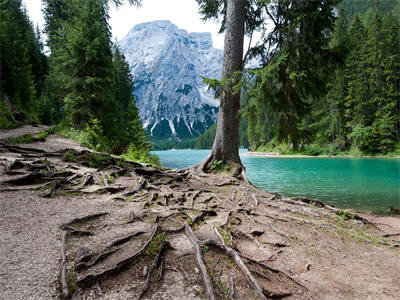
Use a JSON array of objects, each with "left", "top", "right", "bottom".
[{"left": 152, "top": 149, "right": 400, "bottom": 211}]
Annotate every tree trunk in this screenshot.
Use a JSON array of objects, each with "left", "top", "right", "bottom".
[{"left": 196, "top": 0, "right": 245, "bottom": 173}]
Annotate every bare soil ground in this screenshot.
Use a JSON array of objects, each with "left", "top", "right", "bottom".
[{"left": 0, "top": 127, "right": 399, "bottom": 300}]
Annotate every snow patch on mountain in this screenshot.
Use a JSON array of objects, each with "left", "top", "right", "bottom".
[{"left": 119, "top": 20, "right": 222, "bottom": 141}]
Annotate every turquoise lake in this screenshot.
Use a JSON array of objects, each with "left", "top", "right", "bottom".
[{"left": 152, "top": 149, "right": 400, "bottom": 211}]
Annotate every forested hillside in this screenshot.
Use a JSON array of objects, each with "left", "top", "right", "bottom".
[
  {"left": 246, "top": 4, "right": 399, "bottom": 155},
  {"left": 191, "top": 1, "right": 399, "bottom": 155},
  {"left": 0, "top": 0, "right": 156, "bottom": 163}
]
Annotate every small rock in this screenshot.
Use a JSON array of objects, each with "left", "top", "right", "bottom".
[
  {"left": 194, "top": 267, "right": 199, "bottom": 274},
  {"left": 143, "top": 265, "right": 148, "bottom": 277}
]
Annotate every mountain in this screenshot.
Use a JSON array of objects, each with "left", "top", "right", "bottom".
[{"left": 119, "top": 20, "right": 223, "bottom": 141}]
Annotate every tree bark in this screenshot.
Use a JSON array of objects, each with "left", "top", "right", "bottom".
[{"left": 196, "top": 0, "right": 245, "bottom": 172}]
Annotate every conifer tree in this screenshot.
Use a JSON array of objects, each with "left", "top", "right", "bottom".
[{"left": 0, "top": 0, "right": 47, "bottom": 122}]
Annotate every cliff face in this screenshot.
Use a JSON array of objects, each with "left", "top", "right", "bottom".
[{"left": 120, "top": 20, "right": 222, "bottom": 141}]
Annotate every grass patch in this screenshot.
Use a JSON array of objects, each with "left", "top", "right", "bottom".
[
  {"left": 145, "top": 232, "right": 166, "bottom": 257},
  {"left": 62, "top": 149, "right": 134, "bottom": 170},
  {"left": 335, "top": 210, "right": 356, "bottom": 220}
]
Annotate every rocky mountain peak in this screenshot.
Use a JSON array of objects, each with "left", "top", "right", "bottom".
[{"left": 119, "top": 20, "right": 222, "bottom": 141}]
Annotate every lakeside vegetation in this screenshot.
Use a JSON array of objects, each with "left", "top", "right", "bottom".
[{"left": 166, "top": 1, "right": 400, "bottom": 158}]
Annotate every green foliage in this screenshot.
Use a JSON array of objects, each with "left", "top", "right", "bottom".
[
  {"left": 42, "top": 1, "right": 154, "bottom": 160},
  {"left": 6, "top": 129, "right": 53, "bottom": 144},
  {"left": 248, "top": 3, "right": 400, "bottom": 155},
  {"left": 244, "top": 0, "right": 340, "bottom": 150},
  {"left": 210, "top": 160, "right": 229, "bottom": 173},
  {"left": 79, "top": 119, "right": 108, "bottom": 151},
  {"left": 0, "top": 101, "right": 16, "bottom": 129},
  {"left": 0, "top": 0, "right": 48, "bottom": 121},
  {"left": 121, "top": 144, "right": 160, "bottom": 166},
  {"left": 338, "top": 0, "right": 399, "bottom": 20}
]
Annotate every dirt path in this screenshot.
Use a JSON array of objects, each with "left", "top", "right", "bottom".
[
  {"left": 0, "top": 191, "right": 112, "bottom": 300},
  {"left": 0, "top": 125, "right": 50, "bottom": 140},
  {"left": 0, "top": 126, "right": 399, "bottom": 299}
]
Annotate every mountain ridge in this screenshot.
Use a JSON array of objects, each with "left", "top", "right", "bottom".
[{"left": 119, "top": 20, "right": 223, "bottom": 141}]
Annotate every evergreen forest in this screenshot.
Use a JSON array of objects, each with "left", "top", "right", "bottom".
[
  {"left": 0, "top": 0, "right": 156, "bottom": 164},
  {"left": 1, "top": 0, "right": 399, "bottom": 157},
  {"left": 192, "top": 1, "right": 400, "bottom": 156}
]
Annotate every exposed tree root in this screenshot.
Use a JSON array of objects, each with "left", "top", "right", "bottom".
[
  {"left": 60, "top": 232, "right": 69, "bottom": 299},
  {"left": 59, "top": 213, "right": 109, "bottom": 230},
  {"left": 105, "top": 231, "right": 145, "bottom": 249},
  {"left": 62, "top": 226, "right": 93, "bottom": 236},
  {"left": 75, "top": 248, "right": 121, "bottom": 272},
  {"left": 203, "top": 227, "right": 268, "bottom": 299},
  {"left": 76, "top": 226, "right": 157, "bottom": 288},
  {"left": 228, "top": 276, "right": 235, "bottom": 300},
  {"left": 2, "top": 137, "right": 395, "bottom": 299},
  {"left": 184, "top": 222, "right": 217, "bottom": 300},
  {"left": 138, "top": 240, "right": 171, "bottom": 299},
  {"left": 123, "top": 177, "right": 146, "bottom": 197},
  {"left": 382, "top": 233, "right": 400, "bottom": 238}
]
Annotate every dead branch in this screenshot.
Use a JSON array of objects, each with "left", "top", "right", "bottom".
[{"left": 184, "top": 222, "right": 216, "bottom": 300}]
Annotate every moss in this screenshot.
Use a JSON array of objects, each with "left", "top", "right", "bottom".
[
  {"left": 145, "top": 232, "right": 166, "bottom": 257},
  {"left": 66, "top": 271, "right": 78, "bottom": 295}
]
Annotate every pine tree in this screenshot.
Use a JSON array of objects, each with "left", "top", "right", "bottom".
[
  {"left": 112, "top": 45, "right": 149, "bottom": 152},
  {"left": 344, "top": 15, "right": 370, "bottom": 148},
  {"left": 0, "top": 0, "right": 47, "bottom": 122},
  {"left": 373, "top": 13, "right": 400, "bottom": 152},
  {"left": 247, "top": 0, "right": 340, "bottom": 150}
]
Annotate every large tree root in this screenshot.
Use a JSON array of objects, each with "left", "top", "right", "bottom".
[
  {"left": 59, "top": 213, "right": 109, "bottom": 229},
  {"left": 76, "top": 226, "right": 157, "bottom": 287}
]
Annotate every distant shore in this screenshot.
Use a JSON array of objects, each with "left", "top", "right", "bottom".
[{"left": 242, "top": 151, "right": 400, "bottom": 159}]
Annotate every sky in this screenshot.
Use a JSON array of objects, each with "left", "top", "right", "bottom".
[{"left": 22, "top": 0, "right": 226, "bottom": 49}]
